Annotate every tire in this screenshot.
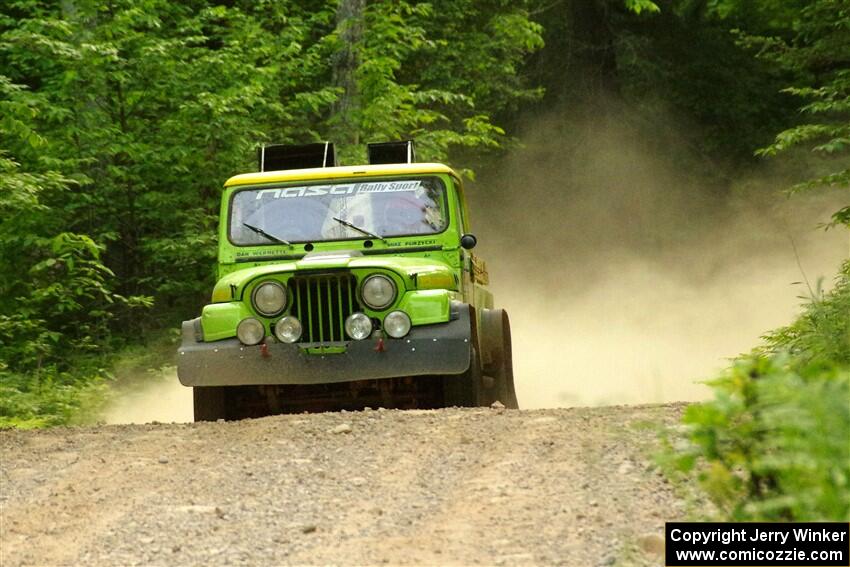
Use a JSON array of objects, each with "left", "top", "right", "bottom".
[
  {"left": 193, "top": 386, "right": 227, "bottom": 421},
  {"left": 443, "top": 347, "right": 486, "bottom": 407},
  {"left": 496, "top": 315, "right": 519, "bottom": 409},
  {"left": 480, "top": 309, "right": 519, "bottom": 409}
]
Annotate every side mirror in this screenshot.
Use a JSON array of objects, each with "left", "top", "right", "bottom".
[{"left": 460, "top": 234, "right": 477, "bottom": 250}]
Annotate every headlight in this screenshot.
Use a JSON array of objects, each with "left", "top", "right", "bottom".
[
  {"left": 237, "top": 317, "right": 265, "bottom": 345},
  {"left": 345, "top": 312, "right": 373, "bottom": 340},
  {"left": 252, "top": 281, "right": 286, "bottom": 317},
  {"left": 361, "top": 274, "right": 396, "bottom": 310},
  {"left": 274, "top": 316, "right": 302, "bottom": 344},
  {"left": 383, "top": 311, "right": 411, "bottom": 338}
]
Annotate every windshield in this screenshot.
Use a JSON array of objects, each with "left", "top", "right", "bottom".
[{"left": 229, "top": 176, "right": 449, "bottom": 245}]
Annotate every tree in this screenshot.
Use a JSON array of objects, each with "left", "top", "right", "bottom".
[
  {"left": 327, "top": 0, "right": 544, "bottom": 164},
  {"left": 750, "top": 0, "right": 850, "bottom": 226},
  {"left": 702, "top": 0, "right": 849, "bottom": 225}
]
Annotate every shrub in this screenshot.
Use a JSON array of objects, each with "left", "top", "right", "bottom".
[
  {"left": 669, "top": 261, "right": 850, "bottom": 521},
  {"left": 0, "top": 366, "right": 110, "bottom": 429}
]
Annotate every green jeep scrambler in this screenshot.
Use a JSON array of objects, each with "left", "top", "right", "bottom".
[{"left": 177, "top": 141, "right": 517, "bottom": 420}]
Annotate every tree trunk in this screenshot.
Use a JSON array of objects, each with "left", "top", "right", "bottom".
[{"left": 331, "top": 0, "right": 365, "bottom": 145}]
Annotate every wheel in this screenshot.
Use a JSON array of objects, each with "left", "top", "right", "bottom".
[
  {"left": 495, "top": 314, "right": 519, "bottom": 409},
  {"left": 193, "top": 386, "right": 227, "bottom": 421},
  {"left": 480, "top": 309, "right": 519, "bottom": 409},
  {"left": 443, "top": 347, "right": 487, "bottom": 407}
]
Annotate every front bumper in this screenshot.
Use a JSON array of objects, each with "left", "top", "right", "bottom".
[{"left": 177, "top": 303, "right": 472, "bottom": 387}]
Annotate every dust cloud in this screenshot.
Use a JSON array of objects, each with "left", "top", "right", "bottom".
[
  {"left": 101, "top": 365, "right": 193, "bottom": 424},
  {"left": 470, "top": 111, "right": 848, "bottom": 408}
]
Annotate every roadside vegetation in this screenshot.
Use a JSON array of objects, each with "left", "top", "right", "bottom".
[
  {"left": 660, "top": 0, "right": 849, "bottom": 522},
  {"left": 667, "top": 263, "right": 850, "bottom": 521}
]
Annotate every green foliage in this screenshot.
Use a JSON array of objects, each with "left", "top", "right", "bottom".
[
  {"left": 1, "top": 67, "right": 151, "bottom": 367},
  {"left": 712, "top": 0, "right": 850, "bottom": 225},
  {"left": 668, "top": 263, "right": 850, "bottom": 521},
  {"left": 328, "top": 0, "right": 544, "bottom": 165},
  {"left": 0, "top": 366, "right": 109, "bottom": 429},
  {"left": 762, "top": 262, "right": 850, "bottom": 366},
  {"left": 0, "top": 127, "right": 148, "bottom": 427},
  {"left": 625, "top": 0, "right": 660, "bottom": 14}
]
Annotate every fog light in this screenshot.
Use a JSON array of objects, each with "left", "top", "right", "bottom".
[
  {"left": 237, "top": 317, "right": 265, "bottom": 345},
  {"left": 274, "top": 316, "right": 302, "bottom": 344},
  {"left": 345, "top": 312, "right": 372, "bottom": 340},
  {"left": 383, "top": 310, "right": 411, "bottom": 338}
]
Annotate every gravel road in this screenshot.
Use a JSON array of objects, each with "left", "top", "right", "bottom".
[{"left": 1, "top": 404, "right": 688, "bottom": 566}]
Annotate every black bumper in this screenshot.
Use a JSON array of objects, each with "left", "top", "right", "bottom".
[{"left": 177, "top": 303, "right": 472, "bottom": 387}]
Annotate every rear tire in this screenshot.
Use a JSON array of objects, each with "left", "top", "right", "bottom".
[
  {"left": 443, "top": 347, "right": 486, "bottom": 407},
  {"left": 495, "top": 315, "right": 518, "bottom": 409},
  {"left": 480, "top": 309, "right": 519, "bottom": 409},
  {"left": 193, "top": 386, "right": 227, "bottom": 421}
]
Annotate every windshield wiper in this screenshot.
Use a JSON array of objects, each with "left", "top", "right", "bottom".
[
  {"left": 332, "top": 217, "right": 385, "bottom": 242},
  {"left": 242, "top": 222, "right": 291, "bottom": 245}
]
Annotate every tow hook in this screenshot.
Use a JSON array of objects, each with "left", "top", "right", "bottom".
[
  {"left": 260, "top": 343, "right": 271, "bottom": 358},
  {"left": 374, "top": 335, "right": 386, "bottom": 353}
]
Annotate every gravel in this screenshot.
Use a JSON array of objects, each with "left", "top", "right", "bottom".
[{"left": 0, "top": 403, "right": 688, "bottom": 566}]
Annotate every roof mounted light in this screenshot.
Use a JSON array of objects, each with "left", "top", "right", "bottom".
[
  {"left": 367, "top": 140, "right": 416, "bottom": 165},
  {"left": 258, "top": 142, "right": 336, "bottom": 172}
]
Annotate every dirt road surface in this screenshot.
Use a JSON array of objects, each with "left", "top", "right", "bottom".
[{"left": 1, "top": 404, "right": 689, "bottom": 566}]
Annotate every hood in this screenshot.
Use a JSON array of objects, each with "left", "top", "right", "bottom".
[{"left": 211, "top": 250, "right": 457, "bottom": 302}]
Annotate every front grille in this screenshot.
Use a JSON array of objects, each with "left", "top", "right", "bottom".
[{"left": 288, "top": 273, "right": 359, "bottom": 343}]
